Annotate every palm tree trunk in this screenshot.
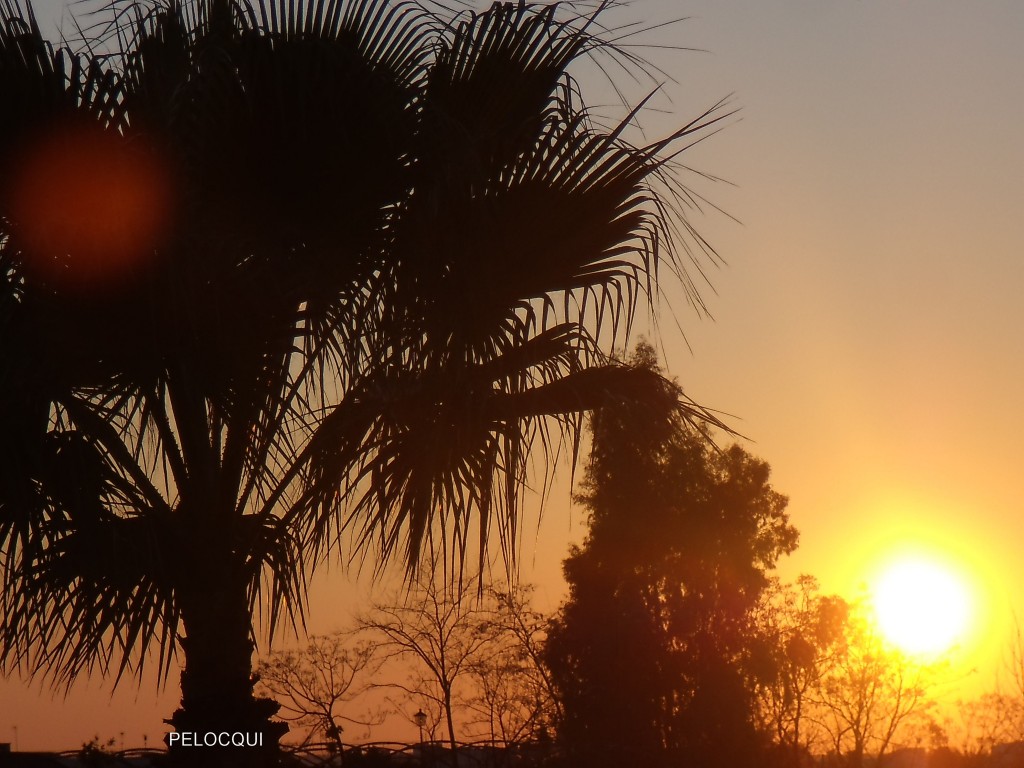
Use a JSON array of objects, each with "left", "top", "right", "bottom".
[{"left": 166, "top": 571, "right": 287, "bottom": 767}]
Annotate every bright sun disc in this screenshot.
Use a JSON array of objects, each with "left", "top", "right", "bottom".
[{"left": 871, "top": 556, "right": 972, "bottom": 657}]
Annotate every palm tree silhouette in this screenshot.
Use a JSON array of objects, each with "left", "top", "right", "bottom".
[{"left": 0, "top": 0, "right": 729, "bottom": 762}]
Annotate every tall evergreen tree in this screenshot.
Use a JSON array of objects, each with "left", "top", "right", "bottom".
[{"left": 546, "top": 345, "right": 798, "bottom": 768}]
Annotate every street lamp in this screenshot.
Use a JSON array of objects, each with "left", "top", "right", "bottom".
[
  {"left": 413, "top": 710, "right": 428, "bottom": 767},
  {"left": 413, "top": 709, "right": 427, "bottom": 744}
]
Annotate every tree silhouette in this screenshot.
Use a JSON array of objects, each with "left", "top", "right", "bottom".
[
  {"left": 464, "top": 585, "right": 560, "bottom": 746},
  {"left": 358, "top": 573, "right": 495, "bottom": 765},
  {"left": 949, "top": 623, "right": 1024, "bottom": 759},
  {"left": 545, "top": 345, "right": 797, "bottom": 768},
  {"left": 812, "top": 607, "right": 939, "bottom": 768},
  {"left": 755, "top": 576, "right": 849, "bottom": 767},
  {"left": 0, "top": 1, "right": 726, "bottom": 763},
  {"left": 948, "top": 692, "right": 1023, "bottom": 760},
  {"left": 256, "top": 634, "right": 384, "bottom": 751}
]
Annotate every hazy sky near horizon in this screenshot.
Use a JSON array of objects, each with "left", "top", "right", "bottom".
[{"left": 2, "top": 0, "right": 1023, "bottom": 752}]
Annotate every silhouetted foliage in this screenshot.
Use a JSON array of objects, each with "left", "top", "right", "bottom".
[
  {"left": 951, "top": 691, "right": 1024, "bottom": 760},
  {"left": 947, "top": 620, "right": 1024, "bottom": 759},
  {"left": 464, "top": 585, "right": 561, "bottom": 746},
  {"left": 78, "top": 736, "right": 121, "bottom": 768},
  {"left": 752, "top": 580, "right": 951, "bottom": 768},
  {"left": 545, "top": 344, "right": 798, "bottom": 768},
  {"left": 0, "top": 0, "right": 727, "bottom": 763},
  {"left": 256, "top": 581, "right": 555, "bottom": 753},
  {"left": 256, "top": 634, "right": 385, "bottom": 751},
  {"left": 359, "top": 574, "right": 495, "bottom": 762},
  {"left": 755, "top": 576, "right": 849, "bottom": 766},
  {"left": 812, "top": 606, "right": 940, "bottom": 768}
]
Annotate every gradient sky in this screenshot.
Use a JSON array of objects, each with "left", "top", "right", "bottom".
[{"left": 3, "top": 0, "right": 1023, "bottom": 751}]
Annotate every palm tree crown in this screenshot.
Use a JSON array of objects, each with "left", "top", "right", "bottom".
[{"left": 0, "top": 0, "right": 728, "bottom": 758}]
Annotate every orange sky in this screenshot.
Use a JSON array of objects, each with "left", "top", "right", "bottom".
[{"left": 3, "top": 0, "right": 1023, "bottom": 752}]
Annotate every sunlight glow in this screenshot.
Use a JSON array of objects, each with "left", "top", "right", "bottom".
[{"left": 870, "top": 554, "right": 973, "bottom": 657}]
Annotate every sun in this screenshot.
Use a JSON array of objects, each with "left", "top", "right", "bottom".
[{"left": 870, "top": 554, "right": 973, "bottom": 657}]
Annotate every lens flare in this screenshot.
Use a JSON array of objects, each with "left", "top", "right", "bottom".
[{"left": 9, "top": 121, "right": 172, "bottom": 291}]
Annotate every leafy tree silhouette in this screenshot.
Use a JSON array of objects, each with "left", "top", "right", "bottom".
[
  {"left": 546, "top": 344, "right": 797, "bottom": 768},
  {"left": 0, "top": 1, "right": 727, "bottom": 764},
  {"left": 755, "top": 576, "right": 850, "bottom": 767},
  {"left": 812, "top": 606, "right": 939, "bottom": 768}
]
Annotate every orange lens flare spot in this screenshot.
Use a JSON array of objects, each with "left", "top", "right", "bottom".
[{"left": 10, "top": 122, "right": 173, "bottom": 290}]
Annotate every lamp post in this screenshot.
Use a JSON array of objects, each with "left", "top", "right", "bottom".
[
  {"left": 413, "top": 709, "right": 427, "bottom": 765},
  {"left": 413, "top": 709, "right": 427, "bottom": 744}
]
